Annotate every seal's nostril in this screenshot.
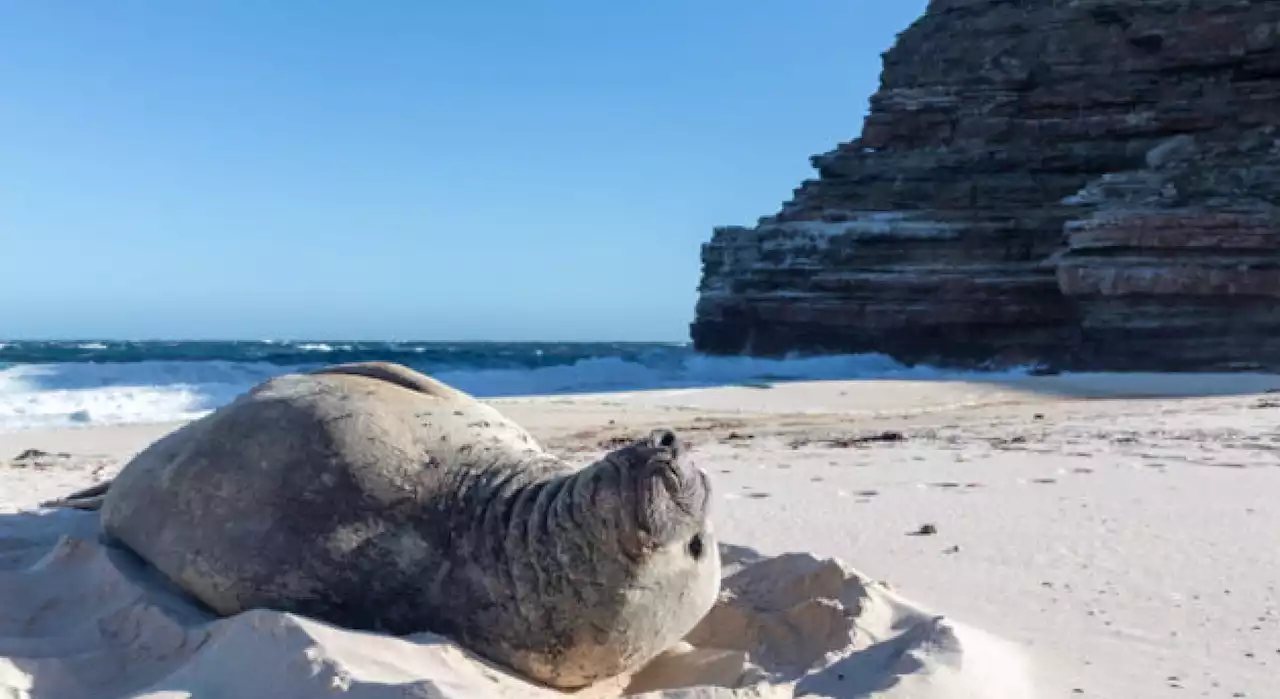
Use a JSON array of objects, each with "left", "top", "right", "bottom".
[{"left": 654, "top": 429, "right": 677, "bottom": 448}]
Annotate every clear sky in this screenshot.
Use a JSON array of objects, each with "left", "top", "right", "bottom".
[{"left": 1, "top": 1, "right": 927, "bottom": 342}]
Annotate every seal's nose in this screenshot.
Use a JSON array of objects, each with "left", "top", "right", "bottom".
[{"left": 649, "top": 428, "right": 679, "bottom": 449}]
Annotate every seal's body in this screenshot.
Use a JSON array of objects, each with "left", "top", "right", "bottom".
[{"left": 91, "top": 362, "right": 719, "bottom": 688}]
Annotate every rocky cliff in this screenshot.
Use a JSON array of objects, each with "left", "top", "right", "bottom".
[{"left": 691, "top": 0, "right": 1280, "bottom": 371}]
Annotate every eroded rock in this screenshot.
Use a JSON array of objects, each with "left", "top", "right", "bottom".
[{"left": 692, "top": 0, "right": 1280, "bottom": 371}]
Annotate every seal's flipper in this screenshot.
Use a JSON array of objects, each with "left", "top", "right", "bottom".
[
  {"left": 41, "top": 494, "right": 108, "bottom": 511},
  {"left": 41, "top": 480, "right": 112, "bottom": 511},
  {"left": 56, "top": 480, "right": 112, "bottom": 501}
]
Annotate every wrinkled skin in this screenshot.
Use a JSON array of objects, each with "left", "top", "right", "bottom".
[{"left": 91, "top": 362, "right": 720, "bottom": 688}]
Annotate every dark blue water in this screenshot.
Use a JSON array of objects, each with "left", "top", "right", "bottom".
[{"left": 0, "top": 340, "right": 684, "bottom": 370}]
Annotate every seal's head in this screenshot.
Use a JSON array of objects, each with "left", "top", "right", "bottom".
[
  {"left": 592, "top": 428, "right": 715, "bottom": 565},
  {"left": 531, "top": 428, "right": 720, "bottom": 688}
]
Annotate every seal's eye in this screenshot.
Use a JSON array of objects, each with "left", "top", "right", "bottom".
[{"left": 687, "top": 533, "right": 704, "bottom": 560}]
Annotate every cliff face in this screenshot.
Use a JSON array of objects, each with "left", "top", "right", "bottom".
[{"left": 691, "top": 0, "right": 1280, "bottom": 370}]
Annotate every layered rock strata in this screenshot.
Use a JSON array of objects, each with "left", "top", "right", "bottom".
[{"left": 692, "top": 0, "right": 1280, "bottom": 370}]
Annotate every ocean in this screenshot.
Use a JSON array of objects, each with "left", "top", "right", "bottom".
[{"left": 0, "top": 340, "right": 961, "bottom": 433}]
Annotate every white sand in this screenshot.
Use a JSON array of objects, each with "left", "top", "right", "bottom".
[{"left": 3, "top": 373, "right": 1280, "bottom": 698}]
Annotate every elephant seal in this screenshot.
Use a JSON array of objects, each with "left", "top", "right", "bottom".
[{"left": 59, "top": 361, "right": 720, "bottom": 689}]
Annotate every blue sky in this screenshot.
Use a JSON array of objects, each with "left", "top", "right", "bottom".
[{"left": 0, "top": 1, "right": 926, "bottom": 341}]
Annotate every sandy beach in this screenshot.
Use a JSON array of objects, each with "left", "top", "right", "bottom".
[{"left": 4, "top": 373, "right": 1280, "bottom": 698}]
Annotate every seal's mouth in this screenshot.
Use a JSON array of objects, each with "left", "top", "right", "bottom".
[
  {"left": 696, "top": 467, "right": 712, "bottom": 518},
  {"left": 655, "top": 456, "right": 684, "bottom": 497},
  {"left": 650, "top": 452, "right": 711, "bottom": 523}
]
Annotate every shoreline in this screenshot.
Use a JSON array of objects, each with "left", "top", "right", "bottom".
[
  {"left": 5, "top": 369, "right": 1280, "bottom": 438},
  {"left": 4, "top": 373, "right": 1280, "bottom": 696}
]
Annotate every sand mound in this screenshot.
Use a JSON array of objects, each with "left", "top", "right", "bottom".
[{"left": 0, "top": 511, "right": 1036, "bottom": 698}]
